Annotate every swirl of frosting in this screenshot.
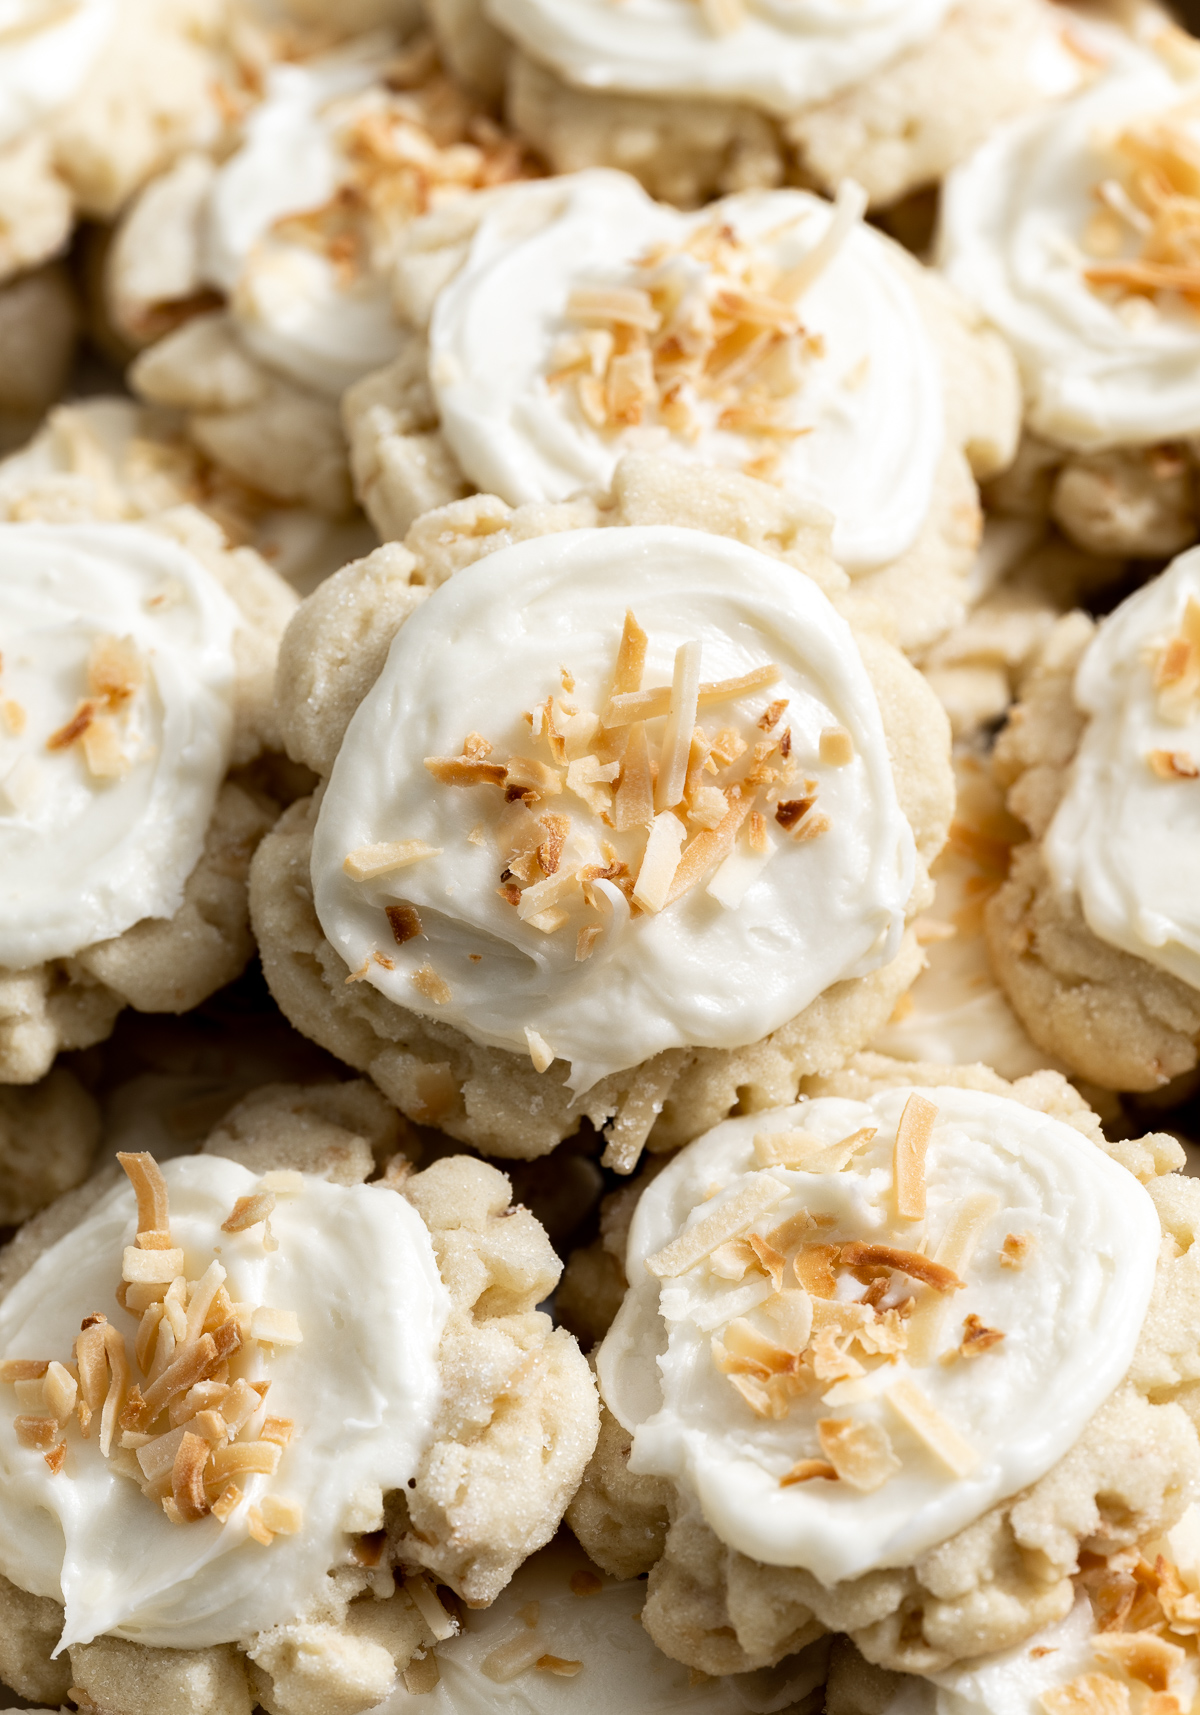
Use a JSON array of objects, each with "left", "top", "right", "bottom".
[
  {"left": 0, "top": 0, "right": 117, "bottom": 149},
  {"left": 199, "top": 40, "right": 531, "bottom": 398},
  {"left": 939, "top": 51, "right": 1200, "bottom": 450},
  {"left": 0, "top": 1153, "right": 448, "bottom": 1647},
  {"left": 0, "top": 521, "right": 239, "bottom": 968},
  {"left": 1046, "top": 547, "right": 1200, "bottom": 992},
  {"left": 311, "top": 525, "right": 916, "bottom": 1092},
  {"left": 427, "top": 172, "right": 944, "bottom": 574},
  {"left": 598, "top": 1086, "right": 1158, "bottom": 1582},
  {"left": 482, "top": 0, "right": 951, "bottom": 115}
]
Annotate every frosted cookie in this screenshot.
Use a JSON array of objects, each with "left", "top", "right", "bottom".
[
  {"left": 987, "top": 547, "right": 1200, "bottom": 1092},
  {"left": 826, "top": 1504, "right": 1200, "bottom": 1715},
  {"left": 122, "top": 33, "right": 532, "bottom": 518},
  {"left": 939, "top": 32, "right": 1200, "bottom": 559},
  {"left": 346, "top": 170, "right": 1020, "bottom": 655},
  {"left": 0, "top": 396, "right": 379, "bottom": 598},
  {"left": 566, "top": 1060, "right": 1196, "bottom": 1680},
  {"left": 376, "top": 1532, "right": 830, "bottom": 1711},
  {"left": 0, "top": 1080, "right": 598, "bottom": 1712},
  {"left": 248, "top": 453, "right": 953, "bottom": 1168},
  {"left": 0, "top": 508, "right": 297, "bottom": 1087},
  {"left": 426, "top": 0, "right": 1098, "bottom": 213}
]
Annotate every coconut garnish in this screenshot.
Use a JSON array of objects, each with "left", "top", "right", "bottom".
[
  {"left": 0, "top": 1152, "right": 303, "bottom": 1535},
  {"left": 44, "top": 633, "right": 147, "bottom": 781},
  {"left": 1082, "top": 96, "right": 1200, "bottom": 310},
  {"left": 346, "top": 610, "right": 842, "bottom": 961}
]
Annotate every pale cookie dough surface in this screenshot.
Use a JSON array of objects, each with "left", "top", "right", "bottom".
[
  {"left": 0, "top": 496, "right": 297, "bottom": 1086},
  {"left": 939, "top": 31, "right": 1200, "bottom": 452},
  {"left": 568, "top": 1057, "right": 1197, "bottom": 1678},
  {"left": 0, "top": 1082, "right": 599, "bottom": 1715},
  {"left": 125, "top": 33, "right": 532, "bottom": 515},
  {"left": 988, "top": 561, "right": 1200, "bottom": 1091},
  {"left": 252, "top": 455, "right": 952, "bottom": 1165}
]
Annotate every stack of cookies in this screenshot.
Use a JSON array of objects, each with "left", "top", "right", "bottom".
[{"left": 3, "top": 1, "right": 1200, "bottom": 1712}]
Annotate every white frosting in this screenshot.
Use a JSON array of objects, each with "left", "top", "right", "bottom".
[
  {"left": 598, "top": 1086, "right": 1158, "bottom": 1582},
  {"left": 427, "top": 172, "right": 945, "bottom": 575},
  {"left": 312, "top": 525, "right": 915, "bottom": 1091},
  {"left": 201, "top": 41, "right": 404, "bottom": 397},
  {"left": 378, "top": 1537, "right": 829, "bottom": 1714},
  {"left": 0, "top": 0, "right": 117, "bottom": 150},
  {"left": 1046, "top": 548, "right": 1200, "bottom": 992},
  {"left": 0, "top": 1153, "right": 449, "bottom": 1649},
  {"left": 483, "top": 0, "right": 952, "bottom": 116},
  {"left": 0, "top": 522, "right": 239, "bottom": 969},
  {"left": 881, "top": 1597, "right": 1102, "bottom": 1715},
  {"left": 938, "top": 52, "right": 1200, "bottom": 451}
]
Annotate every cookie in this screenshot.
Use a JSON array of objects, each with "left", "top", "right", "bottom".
[
  {"left": 0, "top": 501, "right": 297, "bottom": 1085},
  {"left": 567, "top": 1059, "right": 1193, "bottom": 1678},
  {"left": 987, "top": 550, "right": 1200, "bottom": 1090},
  {"left": 0, "top": 266, "right": 78, "bottom": 457},
  {"left": 249, "top": 452, "right": 952, "bottom": 1169},
  {"left": 0, "top": 1080, "right": 598, "bottom": 1713},
  {"left": 431, "top": 0, "right": 1086, "bottom": 212},
  {"left": 940, "top": 24, "right": 1200, "bottom": 558},
  {"left": 122, "top": 33, "right": 532, "bottom": 518},
  {"left": 345, "top": 171, "right": 1019, "bottom": 654}
]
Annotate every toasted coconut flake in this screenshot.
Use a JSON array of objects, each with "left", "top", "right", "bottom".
[
  {"left": 411, "top": 963, "right": 452, "bottom": 1004},
  {"left": 14, "top": 1414, "right": 60, "bottom": 1450},
  {"left": 774, "top": 796, "right": 815, "bottom": 831},
  {"left": 567, "top": 284, "right": 659, "bottom": 329},
  {"left": 259, "top": 1494, "right": 303, "bottom": 1535},
  {"left": 646, "top": 1174, "right": 788, "bottom": 1277},
  {"left": 2, "top": 699, "right": 25, "bottom": 736},
  {"left": 117, "top": 1151, "right": 170, "bottom": 1239},
  {"left": 727, "top": 1371, "right": 786, "bottom": 1419},
  {"left": 793, "top": 1243, "right": 841, "bottom": 1299},
  {"left": 1001, "top": 1231, "right": 1034, "bottom": 1268},
  {"left": 1149, "top": 749, "right": 1200, "bottom": 779},
  {"left": 525, "top": 1027, "right": 554, "bottom": 1073},
  {"left": 817, "top": 1416, "right": 900, "bottom": 1491},
  {"left": 44, "top": 1442, "right": 66, "bottom": 1474},
  {"left": 81, "top": 715, "right": 129, "bottom": 779},
  {"left": 208, "top": 1440, "right": 283, "bottom": 1484},
  {"left": 765, "top": 1210, "right": 815, "bottom": 1254},
  {"left": 655, "top": 641, "right": 704, "bottom": 812},
  {"left": 819, "top": 725, "right": 855, "bottom": 765},
  {"left": 43, "top": 1361, "right": 78, "bottom": 1424},
  {"left": 839, "top": 1243, "right": 964, "bottom": 1294},
  {"left": 576, "top": 924, "right": 602, "bottom": 961},
  {"left": 386, "top": 904, "right": 424, "bottom": 945},
  {"left": 940, "top": 1314, "right": 1006, "bottom": 1364},
  {"left": 667, "top": 788, "right": 752, "bottom": 905},
  {"left": 247, "top": 1505, "right": 273, "bottom": 1546},
  {"left": 754, "top": 1126, "right": 875, "bottom": 1172},
  {"left": 810, "top": 1326, "right": 865, "bottom": 1384},
  {"left": 632, "top": 811, "right": 687, "bottom": 913},
  {"left": 781, "top": 1457, "right": 838, "bottom": 1486},
  {"left": 747, "top": 1232, "right": 785, "bottom": 1291},
  {"left": 0, "top": 1359, "right": 50, "bottom": 1382},
  {"left": 211, "top": 1483, "right": 242, "bottom": 1523},
  {"left": 536, "top": 812, "right": 570, "bottom": 875},
  {"left": 893, "top": 1094, "right": 937, "bottom": 1221},
  {"left": 1091, "top": 1634, "right": 1183, "bottom": 1692},
  {"left": 172, "top": 1431, "right": 211, "bottom": 1522},
  {"left": 481, "top": 1632, "right": 547, "bottom": 1682},
  {"left": 507, "top": 755, "right": 564, "bottom": 800},
  {"left": 706, "top": 814, "right": 777, "bottom": 908},
  {"left": 251, "top": 1308, "right": 302, "bottom": 1348},
  {"left": 517, "top": 864, "right": 582, "bottom": 922},
  {"left": 566, "top": 754, "right": 619, "bottom": 814},
  {"left": 794, "top": 809, "right": 831, "bottom": 842},
  {"left": 46, "top": 700, "right": 96, "bottom": 752},
  {"left": 613, "top": 721, "right": 654, "bottom": 831},
  {"left": 424, "top": 756, "right": 507, "bottom": 788},
  {"left": 123, "top": 1246, "right": 185, "bottom": 1286},
  {"left": 463, "top": 732, "right": 493, "bottom": 760},
  {"left": 343, "top": 840, "right": 443, "bottom": 880},
  {"left": 886, "top": 1377, "right": 978, "bottom": 1475},
  {"left": 537, "top": 1656, "right": 584, "bottom": 1677},
  {"left": 776, "top": 180, "right": 868, "bottom": 301},
  {"left": 222, "top": 1193, "right": 275, "bottom": 1236},
  {"left": 1041, "top": 1672, "right": 1132, "bottom": 1715}
]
